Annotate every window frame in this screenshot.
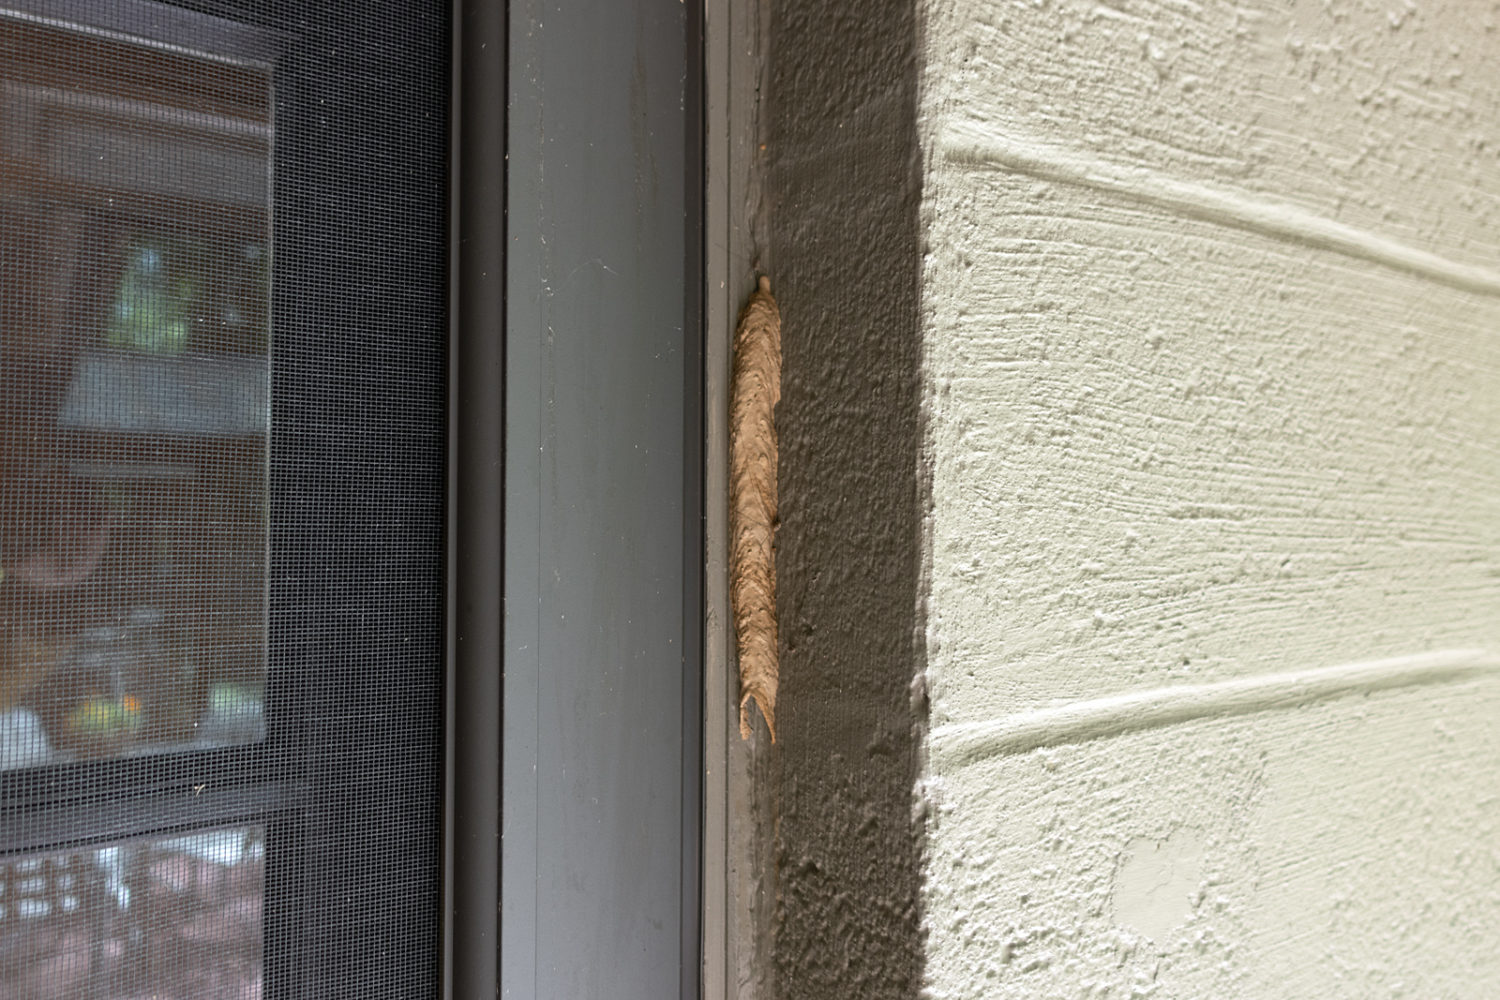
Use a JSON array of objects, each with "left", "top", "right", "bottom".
[{"left": 449, "top": 0, "right": 706, "bottom": 997}]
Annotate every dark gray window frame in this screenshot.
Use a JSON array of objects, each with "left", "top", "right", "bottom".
[{"left": 449, "top": 0, "right": 704, "bottom": 996}]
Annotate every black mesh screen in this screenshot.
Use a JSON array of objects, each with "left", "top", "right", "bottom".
[{"left": 0, "top": 1, "right": 448, "bottom": 997}]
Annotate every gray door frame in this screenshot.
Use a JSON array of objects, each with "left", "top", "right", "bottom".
[{"left": 449, "top": 0, "right": 704, "bottom": 996}]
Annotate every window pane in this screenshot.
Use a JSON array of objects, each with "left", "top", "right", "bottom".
[
  {"left": 0, "top": 16, "right": 270, "bottom": 765},
  {"left": 0, "top": 825, "right": 263, "bottom": 998}
]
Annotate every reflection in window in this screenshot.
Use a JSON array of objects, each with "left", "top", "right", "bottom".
[
  {"left": 108, "top": 241, "right": 195, "bottom": 355},
  {"left": 106, "top": 237, "right": 269, "bottom": 356},
  {"left": 0, "top": 17, "right": 271, "bottom": 765},
  {"left": 0, "top": 826, "right": 264, "bottom": 999}
]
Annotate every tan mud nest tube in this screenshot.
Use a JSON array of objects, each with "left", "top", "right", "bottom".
[{"left": 730, "top": 275, "right": 781, "bottom": 741}]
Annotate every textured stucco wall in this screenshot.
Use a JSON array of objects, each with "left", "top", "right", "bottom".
[
  {"left": 764, "top": 0, "right": 928, "bottom": 996},
  {"left": 917, "top": 0, "right": 1500, "bottom": 996}
]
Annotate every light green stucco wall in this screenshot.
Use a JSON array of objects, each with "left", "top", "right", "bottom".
[{"left": 916, "top": 0, "right": 1500, "bottom": 995}]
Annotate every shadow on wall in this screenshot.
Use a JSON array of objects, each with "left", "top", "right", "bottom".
[{"left": 765, "top": 0, "right": 929, "bottom": 996}]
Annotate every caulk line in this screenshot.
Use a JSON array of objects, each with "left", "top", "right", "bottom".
[
  {"left": 929, "top": 648, "right": 1500, "bottom": 768},
  {"left": 940, "top": 123, "right": 1500, "bottom": 298}
]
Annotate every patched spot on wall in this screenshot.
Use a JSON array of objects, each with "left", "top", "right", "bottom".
[{"left": 1112, "top": 828, "right": 1205, "bottom": 944}]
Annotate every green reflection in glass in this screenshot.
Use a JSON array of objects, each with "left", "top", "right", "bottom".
[
  {"left": 105, "top": 237, "right": 268, "bottom": 355},
  {"left": 106, "top": 240, "right": 199, "bottom": 355}
]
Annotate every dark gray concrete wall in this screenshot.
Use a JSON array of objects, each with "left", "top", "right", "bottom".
[{"left": 765, "top": 1, "right": 927, "bottom": 996}]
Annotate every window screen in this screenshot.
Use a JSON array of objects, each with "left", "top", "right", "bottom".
[
  {"left": 0, "top": 11, "right": 270, "bottom": 767},
  {"left": 0, "top": 1, "right": 447, "bottom": 997}
]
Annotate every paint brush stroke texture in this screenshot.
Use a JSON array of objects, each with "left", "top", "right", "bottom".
[{"left": 730, "top": 276, "right": 780, "bottom": 741}]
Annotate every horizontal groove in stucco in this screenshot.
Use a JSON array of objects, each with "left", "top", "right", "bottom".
[
  {"left": 930, "top": 647, "right": 1500, "bottom": 766},
  {"left": 939, "top": 123, "right": 1500, "bottom": 297}
]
